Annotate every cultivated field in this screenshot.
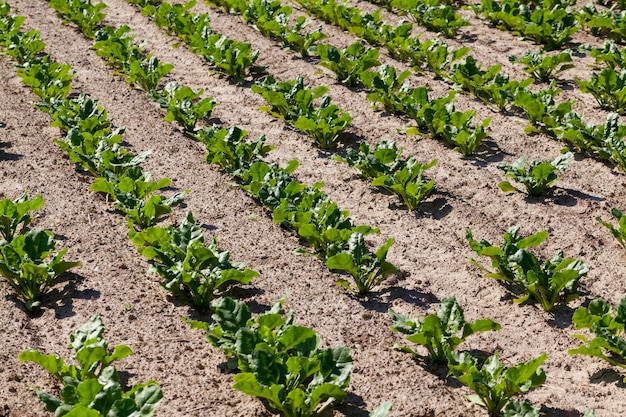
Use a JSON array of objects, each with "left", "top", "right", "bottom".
[{"left": 1, "top": 0, "right": 626, "bottom": 416}]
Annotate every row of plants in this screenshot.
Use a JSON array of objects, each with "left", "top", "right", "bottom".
[
  {"left": 3, "top": 0, "right": 262, "bottom": 314},
  {"left": 474, "top": 0, "right": 626, "bottom": 48},
  {"left": 198, "top": 0, "right": 471, "bottom": 78},
  {"left": 52, "top": 0, "right": 400, "bottom": 293},
  {"left": 0, "top": 4, "right": 389, "bottom": 417}
]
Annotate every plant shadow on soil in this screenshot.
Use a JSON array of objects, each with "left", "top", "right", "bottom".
[
  {"left": 0, "top": 140, "right": 22, "bottom": 161},
  {"left": 589, "top": 368, "right": 626, "bottom": 388},
  {"left": 5, "top": 272, "right": 100, "bottom": 319}
]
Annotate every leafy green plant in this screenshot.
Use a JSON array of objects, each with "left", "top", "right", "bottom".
[
  {"left": 569, "top": 297, "right": 626, "bottom": 377},
  {"left": 91, "top": 174, "right": 187, "bottom": 229},
  {"left": 338, "top": 140, "right": 436, "bottom": 210},
  {"left": 479, "top": 73, "right": 534, "bottom": 112},
  {"left": 509, "top": 49, "right": 574, "bottom": 83},
  {"left": 15, "top": 56, "right": 74, "bottom": 103},
  {"left": 317, "top": 41, "right": 380, "bottom": 87},
  {"left": 19, "top": 315, "right": 163, "bottom": 416},
  {"left": 581, "top": 40, "right": 626, "bottom": 70},
  {"left": 497, "top": 152, "right": 573, "bottom": 196},
  {"left": 202, "top": 33, "right": 266, "bottom": 82},
  {"left": 130, "top": 212, "right": 258, "bottom": 311},
  {"left": 596, "top": 208, "right": 626, "bottom": 250},
  {"left": 577, "top": 68, "right": 626, "bottom": 114},
  {"left": 513, "top": 88, "right": 574, "bottom": 134},
  {"left": 188, "top": 297, "right": 353, "bottom": 417},
  {"left": 450, "top": 55, "right": 502, "bottom": 97},
  {"left": 1, "top": 29, "right": 46, "bottom": 65},
  {"left": 127, "top": 55, "right": 174, "bottom": 93},
  {"left": 466, "top": 225, "right": 588, "bottom": 311},
  {"left": 49, "top": 0, "right": 108, "bottom": 39},
  {"left": 449, "top": 350, "right": 547, "bottom": 417},
  {"left": 389, "top": 296, "right": 501, "bottom": 363},
  {"left": 393, "top": 0, "right": 470, "bottom": 37},
  {"left": 477, "top": 0, "right": 579, "bottom": 49},
  {"left": 237, "top": 0, "right": 327, "bottom": 57},
  {"left": 199, "top": 125, "right": 274, "bottom": 174},
  {"left": 326, "top": 232, "right": 398, "bottom": 295},
  {"left": 0, "top": 229, "right": 80, "bottom": 311},
  {"left": 578, "top": 3, "right": 626, "bottom": 44},
  {"left": 155, "top": 81, "right": 216, "bottom": 134},
  {"left": 0, "top": 192, "right": 44, "bottom": 241},
  {"left": 252, "top": 76, "right": 351, "bottom": 149},
  {"left": 420, "top": 39, "right": 470, "bottom": 80}
]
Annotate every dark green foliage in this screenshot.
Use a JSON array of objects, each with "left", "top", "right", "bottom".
[
  {"left": 477, "top": 0, "right": 579, "bottom": 49},
  {"left": 130, "top": 212, "right": 258, "bottom": 311},
  {"left": 155, "top": 81, "right": 217, "bottom": 134},
  {"left": 19, "top": 316, "right": 163, "bottom": 416},
  {"left": 0, "top": 192, "right": 44, "bottom": 242},
  {"left": 577, "top": 68, "right": 626, "bottom": 114},
  {"left": 317, "top": 41, "right": 380, "bottom": 87},
  {"left": 570, "top": 297, "right": 626, "bottom": 378},
  {"left": 338, "top": 140, "right": 436, "bottom": 210},
  {"left": 449, "top": 351, "right": 546, "bottom": 416},
  {"left": 392, "top": 0, "right": 470, "bottom": 37},
  {"left": 596, "top": 207, "right": 626, "bottom": 250},
  {"left": 188, "top": 297, "right": 353, "bottom": 417},
  {"left": 0, "top": 229, "right": 80, "bottom": 311},
  {"left": 390, "top": 297, "right": 501, "bottom": 363},
  {"left": 466, "top": 226, "right": 588, "bottom": 311},
  {"left": 497, "top": 152, "right": 573, "bottom": 196},
  {"left": 509, "top": 49, "right": 574, "bottom": 83},
  {"left": 252, "top": 76, "right": 351, "bottom": 149},
  {"left": 49, "top": 0, "right": 107, "bottom": 39}
]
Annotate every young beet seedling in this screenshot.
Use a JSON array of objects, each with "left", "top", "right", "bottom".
[
  {"left": 0, "top": 192, "right": 44, "bottom": 241},
  {"left": 389, "top": 297, "right": 501, "bottom": 364},
  {"left": 497, "top": 152, "right": 573, "bottom": 196},
  {"left": 569, "top": 297, "right": 626, "bottom": 380},
  {"left": 466, "top": 225, "right": 588, "bottom": 312},
  {"left": 0, "top": 228, "right": 81, "bottom": 311},
  {"left": 188, "top": 297, "right": 353, "bottom": 417},
  {"left": 448, "top": 350, "right": 547, "bottom": 417},
  {"left": 596, "top": 207, "right": 626, "bottom": 250},
  {"left": 19, "top": 315, "right": 163, "bottom": 416}
]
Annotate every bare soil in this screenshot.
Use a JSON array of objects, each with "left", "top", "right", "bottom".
[{"left": 1, "top": 0, "right": 626, "bottom": 416}]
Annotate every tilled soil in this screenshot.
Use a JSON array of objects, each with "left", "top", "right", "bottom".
[{"left": 1, "top": 0, "right": 626, "bottom": 416}]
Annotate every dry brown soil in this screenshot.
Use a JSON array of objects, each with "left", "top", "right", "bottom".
[{"left": 1, "top": 0, "right": 626, "bottom": 416}]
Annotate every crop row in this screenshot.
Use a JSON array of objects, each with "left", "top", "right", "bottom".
[
  {"left": 0, "top": 3, "right": 393, "bottom": 416},
  {"left": 3, "top": 0, "right": 626, "bottom": 416}
]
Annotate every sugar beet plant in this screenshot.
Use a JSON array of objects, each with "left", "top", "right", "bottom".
[
  {"left": 317, "top": 41, "right": 380, "bottom": 87},
  {"left": 466, "top": 225, "right": 588, "bottom": 311},
  {"left": 596, "top": 207, "right": 626, "bottom": 250},
  {"left": 337, "top": 140, "right": 436, "bottom": 210},
  {"left": 569, "top": 297, "right": 626, "bottom": 379},
  {"left": 193, "top": 0, "right": 327, "bottom": 57},
  {"left": 448, "top": 350, "right": 547, "bottom": 417},
  {"left": 475, "top": 0, "right": 580, "bottom": 50},
  {"left": 391, "top": 0, "right": 470, "bottom": 38},
  {"left": 251, "top": 76, "right": 352, "bottom": 149},
  {"left": 189, "top": 297, "right": 353, "bottom": 417},
  {"left": 19, "top": 315, "right": 163, "bottom": 416},
  {"left": 129, "top": 212, "right": 258, "bottom": 311},
  {"left": 509, "top": 49, "right": 574, "bottom": 83},
  {"left": 0, "top": 193, "right": 80, "bottom": 311},
  {"left": 497, "top": 152, "right": 573, "bottom": 196},
  {"left": 389, "top": 296, "right": 501, "bottom": 364}
]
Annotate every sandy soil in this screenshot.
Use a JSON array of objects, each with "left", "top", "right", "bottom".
[{"left": 1, "top": 0, "right": 626, "bottom": 416}]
